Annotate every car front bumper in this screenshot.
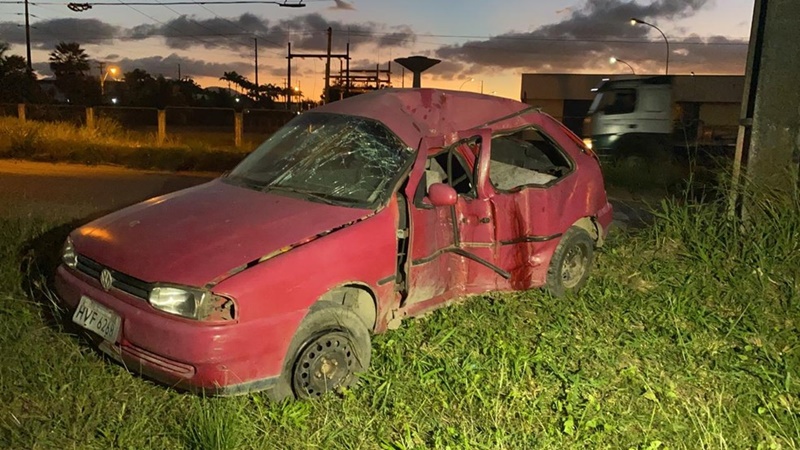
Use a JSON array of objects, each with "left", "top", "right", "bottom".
[{"left": 54, "top": 265, "right": 294, "bottom": 396}]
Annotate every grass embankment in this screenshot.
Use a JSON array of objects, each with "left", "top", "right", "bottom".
[
  {"left": 0, "top": 117, "right": 249, "bottom": 172},
  {"left": 0, "top": 181, "right": 798, "bottom": 449}
]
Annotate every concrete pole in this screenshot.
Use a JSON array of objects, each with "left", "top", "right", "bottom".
[
  {"left": 157, "top": 110, "right": 166, "bottom": 145},
  {"left": 745, "top": 0, "right": 800, "bottom": 195},
  {"left": 24, "top": 0, "right": 32, "bottom": 72},
  {"left": 234, "top": 112, "right": 243, "bottom": 148}
]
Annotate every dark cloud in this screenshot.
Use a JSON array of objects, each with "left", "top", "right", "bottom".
[
  {"left": 0, "top": 18, "right": 119, "bottom": 48},
  {"left": 433, "top": 0, "right": 745, "bottom": 76},
  {"left": 1, "top": 12, "right": 415, "bottom": 54},
  {"left": 124, "top": 13, "right": 414, "bottom": 52},
  {"left": 331, "top": 0, "right": 356, "bottom": 11}
]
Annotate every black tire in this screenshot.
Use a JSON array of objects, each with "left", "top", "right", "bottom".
[
  {"left": 546, "top": 227, "right": 595, "bottom": 297},
  {"left": 269, "top": 302, "right": 371, "bottom": 401}
]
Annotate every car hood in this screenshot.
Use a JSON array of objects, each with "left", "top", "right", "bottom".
[{"left": 72, "top": 179, "right": 372, "bottom": 287}]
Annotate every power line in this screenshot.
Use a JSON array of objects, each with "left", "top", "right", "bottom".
[
  {"left": 111, "top": 0, "right": 220, "bottom": 48},
  {"left": 151, "top": 0, "right": 253, "bottom": 49}
]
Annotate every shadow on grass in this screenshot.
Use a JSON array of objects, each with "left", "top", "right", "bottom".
[{"left": 17, "top": 211, "right": 123, "bottom": 345}]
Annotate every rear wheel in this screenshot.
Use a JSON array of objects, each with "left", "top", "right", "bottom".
[{"left": 546, "top": 227, "right": 595, "bottom": 297}]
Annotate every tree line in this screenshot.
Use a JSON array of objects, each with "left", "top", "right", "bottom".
[{"left": 0, "top": 41, "right": 299, "bottom": 109}]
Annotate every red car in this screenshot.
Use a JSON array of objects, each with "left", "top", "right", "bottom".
[{"left": 55, "top": 89, "right": 613, "bottom": 399}]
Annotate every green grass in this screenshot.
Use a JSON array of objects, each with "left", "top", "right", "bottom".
[
  {"left": 0, "top": 181, "right": 798, "bottom": 449},
  {"left": 0, "top": 117, "right": 251, "bottom": 172}
]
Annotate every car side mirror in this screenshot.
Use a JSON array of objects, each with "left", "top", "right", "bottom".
[{"left": 427, "top": 183, "right": 457, "bottom": 207}]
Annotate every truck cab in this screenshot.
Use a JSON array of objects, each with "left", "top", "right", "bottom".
[{"left": 584, "top": 76, "right": 673, "bottom": 158}]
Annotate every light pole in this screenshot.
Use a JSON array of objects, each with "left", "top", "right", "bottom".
[
  {"left": 610, "top": 57, "right": 636, "bottom": 74},
  {"left": 100, "top": 65, "right": 119, "bottom": 96},
  {"left": 458, "top": 77, "right": 474, "bottom": 90},
  {"left": 630, "top": 18, "right": 669, "bottom": 75}
]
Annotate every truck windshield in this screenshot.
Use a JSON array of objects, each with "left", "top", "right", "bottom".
[
  {"left": 225, "top": 112, "right": 413, "bottom": 209},
  {"left": 597, "top": 89, "right": 637, "bottom": 115}
]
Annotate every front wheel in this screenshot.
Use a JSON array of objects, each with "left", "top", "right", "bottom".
[
  {"left": 273, "top": 303, "right": 372, "bottom": 400},
  {"left": 546, "top": 227, "right": 595, "bottom": 297}
]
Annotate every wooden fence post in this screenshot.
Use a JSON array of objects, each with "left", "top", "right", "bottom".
[
  {"left": 17, "top": 104, "right": 25, "bottom": 122},
  {"left": 157, "top": 109, "right": 166, "bottom": 145},
  {"left": 234, "top": 111, "right": 243, "bottom": 148}
]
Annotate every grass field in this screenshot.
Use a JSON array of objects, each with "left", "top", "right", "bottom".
[
  {"left": 0, "top": 117, "right": 252, "bottom": 172},
  {"left": 0, "top": 170, "right": 798, "bottom": 448}
]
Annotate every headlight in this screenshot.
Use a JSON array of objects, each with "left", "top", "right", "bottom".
[
  {"left": 149, "top": 285, "right": 237, "bottom": 322},
  {"left": 62, "top": 237, "right": 77, "bottom": 268}
]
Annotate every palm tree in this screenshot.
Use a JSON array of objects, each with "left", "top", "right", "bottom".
[
  {"left": 48, "top": 42, "right": 98, "bottom": 104},
  {"left": 220, "top": 71, "right": 250, "bottom": 93},
  {"left": 49, "top": 41, "right": 90, "bottom": 78}
]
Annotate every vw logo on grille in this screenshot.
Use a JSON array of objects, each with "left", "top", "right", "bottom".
[{"left": 100, "top": 269, "right": 114, "bottom": 292}]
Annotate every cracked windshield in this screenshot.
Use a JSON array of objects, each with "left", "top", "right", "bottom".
[{"left": 226, "top": 112, "right": 413, "bottom": 207}]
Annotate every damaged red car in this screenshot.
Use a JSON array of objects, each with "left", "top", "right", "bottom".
[{"left": 55, "top": 88, "right": 613, "bottom": 399}]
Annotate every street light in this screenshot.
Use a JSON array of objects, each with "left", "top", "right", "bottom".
[
  {"left": 293, "top": 85, "right": 301, "bottom": 110},
  {"left": 458, "top": 78, "right": 475, "bottom": 90},
  {"left": 630, "top": 18, "right": 669, "bottom": 75},
  {"left": 100, "top": 65, "right": 119, "bottom": 95},
  {"left": 609, "top": 57, "right": 636, "bottom": 74}
]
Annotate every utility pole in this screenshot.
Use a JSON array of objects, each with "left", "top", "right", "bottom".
[
  {"left": 177, "top": 63, "right": 181, "bottom": 80},
  {"left": 24, "top": 0, "right": 32, "bottom": 72},
  {"left": 741, "top": 0, "right": 800, "bottom": 194},
  {"left": 345, "top": 42, "right": 350, "bottom": 96},
  {"left": 286, "top": 42, "right": 291, "bottom": 110},
  {"left": 97, "top": 62, "right": 106, "bottom": 95},
  {"left": 287, "top": 35, "right": 349, "bottom": 107},
  {"left": 324, "top": 27, "right": 332, "bottom": 104},
  {"left": 254, "top": 37, "right": 259, "bottom": 89}
]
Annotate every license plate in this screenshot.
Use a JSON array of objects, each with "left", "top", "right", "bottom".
[{"left": 72, "top": 296, "right": 122, "bottom": 343}]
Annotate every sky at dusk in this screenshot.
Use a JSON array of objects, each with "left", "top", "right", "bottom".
[{"left": 0, "top": 0, "right": 755, "bottom": 100}]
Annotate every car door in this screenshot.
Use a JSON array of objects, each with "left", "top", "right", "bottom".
[
  {"left": 403, "top": 131, "right": 508, "bottom": 306},
  {"left": 485, "top": 122, "right": 580, "bottom": 289},
  {"left": 402, "top": 136, "right": 461, "bottom": 306},
  {"left": 452, "top": 130, "right": 508, "bottom": 292}
]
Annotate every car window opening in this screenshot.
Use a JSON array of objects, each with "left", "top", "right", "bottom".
[{"left": 489, "top": 128, "right": 572, "bottom": 191}]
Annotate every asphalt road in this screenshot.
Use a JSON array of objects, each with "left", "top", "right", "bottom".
[
  {"left": 0, "top": 160, "right": 215, "bottom": 221},
  {"left": 0, "top": 159, "right": 651, "bottom": 229}
]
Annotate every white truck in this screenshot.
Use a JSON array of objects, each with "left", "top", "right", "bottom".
[{"left": 584, "top": 75, "right": 744, "bottom": 160}]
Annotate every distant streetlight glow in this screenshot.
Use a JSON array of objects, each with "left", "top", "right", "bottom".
[
  {"left": 458, "top": 78, "right": 475, "bottom": 90},
  {"left": 630, "top": 17, "right": 670, "bottom": 75},
  {"left": 609, "top": 56, "right": 636, "bottom": 74},
  {"left": 100, "top": 64, "right": 120, "bottom": 96}
]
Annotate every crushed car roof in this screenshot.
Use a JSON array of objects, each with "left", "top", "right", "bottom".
[{"left": 314, "top": 88, "right": 539, "bottom": 148}]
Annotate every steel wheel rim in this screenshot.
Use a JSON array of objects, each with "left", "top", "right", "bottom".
[
  {"left": 293, "top": 330, "right": 356, "bottom": 398},
  {"left": 561, "top": 243, "right": 588, "bottom": 289}
]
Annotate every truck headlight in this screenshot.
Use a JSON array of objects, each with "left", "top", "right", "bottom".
[
  {"left": 62, "top": 237, "right": 78, "bottom": 268},
  {"left": 149, "top": 285, "right": 237, "bottom": 322}
]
